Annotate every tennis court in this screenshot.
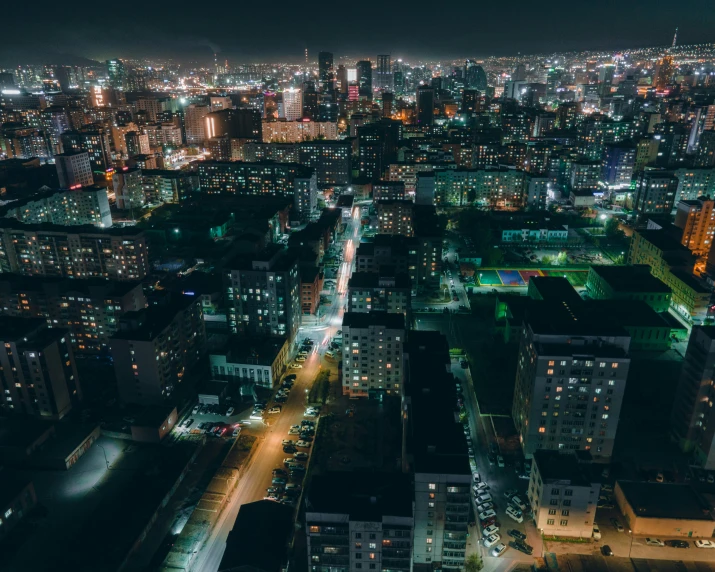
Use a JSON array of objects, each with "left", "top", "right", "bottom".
[
  {"left": 476, "top": 270, "right": 502, "bottom": 286},
  {"left": 498, "top": 270, "right": 525, "bottom": 286}
]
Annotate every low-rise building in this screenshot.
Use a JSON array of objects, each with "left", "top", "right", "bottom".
[
  {"left": 528, "top": 450, "right": 600, "bottom": 539},
  {"left": 0, "top": 473, "right": 37, "bottom": 540},
  {"left": 501, "top": 223, "right": 568, "bottom": 243},
  {"left": 615, "top": 481, "right": 715, "bottom": 537},
  {"left": 585, "top": 265, "right": 672, "bottom": 313},
  {"left": 305, "top": 472, "right": 414, "bottom": 572},
  {"left": 569, "top": 189, "right": 596, "bottom": 208},
  {"left": 209, "top": 335, "right": 289, "bottom": 389}
]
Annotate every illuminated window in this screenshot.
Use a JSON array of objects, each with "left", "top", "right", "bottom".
[{"left": 428, "top": 483, "right": 436, "bottom": 490}]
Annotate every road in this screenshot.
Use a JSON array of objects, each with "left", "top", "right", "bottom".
[{"left": 191, "top": 208, "right": 361, "bottom": 572}]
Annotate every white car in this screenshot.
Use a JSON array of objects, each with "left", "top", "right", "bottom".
[
  {"left": 296, "top": 440, "right": 312, "bottom": 448},
  {"left": 510, "top": 495, "right": 527, "bottom": 511},
  {"left": 290, "top": 363, "right": 303, "bottom": 369},
  {"left": 483, "top": 533, "right": 501, "bottom": 548},
  {"left": 476, "top": 493, "right": 492, "bottom": 504},
  {"left": 472, "top": 472, "right": 481, "bottom": 483},
  {"left": 478, "top": 509, "right": 496, "bottom": 521},
  {"left": 695, "top": 540, "right": 715, "bottom": 548},
  {"left": 296, "top": 356, "right": 307, "bottom": 362},
  {"left": 225, "top": 407, "right": 235, "bottom": 416},
  {"left": 473, "top": 482, "right": 488, "bottom": 492},
  {"left": 483, "top": 524, "right": 499, "bottom": 537},
  {"left": 491, "top": 543, "right": 507, "bottom": 557},
  {"left": 268, "top": 406, "right": 282, "bottom": 414},
  {"left": 497, "top": 455, "right": 505, "bottom": 467},
  {"left": 192, "top": 405, "right": 200, "bottom": 415},
  {"left": 645, "top": 538, "right": 664, "bottom": 547},
  {"left": 592, "top": 524, "right": 601, "bottom": 540},
  {"left": 294, "top": 451, "right": 309, "bottom": 460},
  {"left": 477, "top": 502, "right": 494, "bottom": 513},
  {"left": 506, "top": 506, "right": 524, "bottom": 523},
  {"left": 289, "top": 427, "right": 301, "bottom": 435}
]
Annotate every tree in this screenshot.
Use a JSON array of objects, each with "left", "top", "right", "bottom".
[
  {"left": 465, "top": 553, "right": 483, "bottom": 572},
  {"left": 556, "top": 251, "right": 568, "bottom": 265},
  {"left": 604, "top": 217, "right": 624, "bottom": 240},
  {"left": 541, "top": 255, "right": 553, "bottom": 265}
]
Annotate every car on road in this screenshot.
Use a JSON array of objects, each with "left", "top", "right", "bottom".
[
  {"left": 487, "top": 454, "right": 496, "bottom": 465},
  {"left": 646, "top": 538, "right": 665, "bottom": 547},
  {"left": 610, "top": 518, "right": 624, "bottom": 532},
  {"left": 508, "top": 529, "right": 526, "bottom": 541},
  {"left": 282, "top": 439, "right": 294, "bottom": 446},
  {"left": 491, "top": 543, "right": 507, "bottom": 557},
  {"left": 476, "top": 493, "right": 492, "bottom": 504},
  {"left": 290, "top": 363, "right": 303, "bottom": 369},
  {"left": 506, "top": 506, "right": 523, "bottom": 523},
  {"left": 497, "top": 455, "right": 505, "bottom": 467},
  {"left": 283, "top": 444, "right": 296, "bottom": 453},
  {"left": 225, "top": 407, "right": 235, "bottom": 416},
  {"left": 232, "top": 427, "right": 240, "bottom": 437},
  {"left": 268, "top": 406, "right": 282, "bottom": 414},
  {"left": 192, "top": 405, "right": 200, "bottom": 415},
  {"left": 666, "top": 540, "right": 689, "bottom": 548},
  {"left": 478, "top": 509, "right": 496, "bottom": 521},
  {"left": 483, "top": 525, "right": 499, "bottom": 536},
  {"left": 180, "top": 418, "right": 194, "bottom": 428},
  {"left": 601, "top": 545, "right": 613, "bottom": 556},
  {"left": 296, "top": 440, "right": 312, "bottom": 448},
  {"left": 592, "top": 524, "right": 601, "bottom": 540},
  {"left": 273, "top": 468, "right": 287, "bottom": 477},
  {"left": 294, "top": 452, "right": 308, "bottom": 460},
  {"left": 695, "top": 540, "right": 715, "bottom": 548},
  {"left": 483, "top": 534, "right": 501, "bottom": 548}
]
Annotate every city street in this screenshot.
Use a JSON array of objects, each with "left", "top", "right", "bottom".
[{"left": 190, "top": 207, "right": 361, "bottom": 572}]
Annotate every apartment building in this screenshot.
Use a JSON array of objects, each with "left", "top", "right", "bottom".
[
  {"left": 376, "top": 200, "right": 414, "bottom": 236},
  {"left": 110, "top": 294, "right": 206, "bottom": 406},
  {"left": 0, "top": 317, "right": 82, "bottom": 420},
  {"left": 512, "top": 300, "right": 632, "bottom": 459},
  {"left": 261, "top": 120, "right": 338, "bottom": 143},
  {"left": 300, "top": 266, "right": 323, "bottom": 316},
  {"left": 141, "top": 169, "right": 199, "bottom": 204},
  {"left": 373, "top": 181, "right": 406, "bottom": 201},
  {"left": 528, "top": 450, "right": 600, "bottom": 538},
  {"left": 347, "top": 272, "right": 411, "bottom": 315},
  {"left": 0, "top": 220, "right": 149, "bottom": 280},
  {"left": 305, "top": 472, "right": 413, "bottom": 572},
  {"left": 2, "top": 186, "right": 112, "bottom": 228},
  {"left": 585, "top": 265, "right": 672, "bottom": 313},
  {"left": 210, "top": 335, "right": 289, "bottom": 389},
  {"left": 0, "top": 274, "right": 146, "bottom": 353},
  {"left": 341, "top": 312, "right": 406, "bottom": 399},
  {"left": 298, "top": 140, "right": 352, "bottom": 188},
  {"left": 225, "top": 246, "right": 301, "bottom": 342},
  {"left": 672, "top": 326, "right": 715, "bottom": 469},
  {"left": 633, "top": 170, "right": 679, "bottom": 216},
  {"left": 113, "top": 167, "right": 145, "bottom": 210},
  {"left": 184, "top": 104, "right": 210, "bottom": 145},
  {"left": 54, "top": 150, "right": 94, "bottom": 188},
  {"left": 197, "top": 160, "right": 315, "bottom": 199},
  {"left": 674, "top": 198, "right": 715, "bottom": 258}
]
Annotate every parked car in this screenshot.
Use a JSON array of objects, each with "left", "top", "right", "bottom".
[
  {"left": 478, "top": 509, "right": 497, "bottom": 521},
  {"left": 695, "top": 540, "right": 715, "bottom": 548},
  {"left": 506, "top": 506, "right": 523, "bottom": 523},
  {"left": 491, "top": 543, "right": 507, "bottom": 557},
  {"left": 483, "top": 525, "right": 499, "bottom": 536},
  {"left": 268, "top": 406, "right": 282, "bottom": 414},
  {"left": 483, "top": 534, "right": 501, "bottom": 548},
  {"left": 473, "top": 482, "right": 488, "bottom": 492},
  {"left": 273, "top": 468, "right": 287, "bottom": 477},
  {"left": 497, "top": 455, "right": 505, "bottom": 467},
  {"left": 477, "top": 502, "right": 494, "bottom": 513},
  {"left": 666, "top": 540, "right": 689, "bottom": 548},
  {"left": 610, "top": 518, "right": 624, "bottom": 532},
  {"left": 476, "top": 493, "right": 492, "bottom": 504},
  {"left": 508, "top": 529, "right": 526, "bottom": 541},
  {"left": 509, "top": 540, "right": 533, "bottom": 555},
  {"left": 192, "top": 405, "right": 200, "bottom": 415},
  {"left": 646, "top": 538, "right": 664, "bottom": 547},
  {"left": 601, "top": 545, "right": 613, "bottom": 556},
  {"left": 510, "top": 496, "right": 527, "bottom": 511},
  {"left": 289, "top": 427, "right": 301, "bottom": 435},
  {"left": 290, "top": 363, "right": 303, "bottom": 369},
  {"left": 592, "top": 524, "right": 601, "bottom": 540},
  {"left": 294, "top": 452, "right": 309, "bottom": 460},
  {"left": 225, "top": 406, "right": 235, "bottom": 416}
]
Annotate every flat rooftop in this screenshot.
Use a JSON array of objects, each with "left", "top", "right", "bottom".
[
  {"left": 533, "top": 450, "right": 594, "bottom": 487},
  {"left": 222, "top": 334, "right": 287, "bottom": 364},
  {"left": 618, "top": 481, "right": 715, "bottom": 521},
  {"left": 343, "top": 312, "right": 405, "bottom": 330},
  {"left": 307, "top": 472, "right": 413, "bottom": 520},
  {"left": 112, "top": 294, "right": 198, "bottom": 341},
  {"left": 636, "top": 229, "right": 693, "bottom": 255},
  {"left": 348, "top": 271, "right": 411, "bottom": 290},
  {"left": 590, "top": 265, "right": 671, "bottom": 294}
]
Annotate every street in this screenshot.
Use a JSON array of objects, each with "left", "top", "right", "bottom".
[{"left": 190, "top": 207, "right": 361, "bottom": 572}]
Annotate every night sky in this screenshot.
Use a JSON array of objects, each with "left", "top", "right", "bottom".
[{"left": 1, "top": 0, "right": 714, "bottom": 66}]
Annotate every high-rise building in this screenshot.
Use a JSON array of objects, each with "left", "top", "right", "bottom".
[
  {"left": 672, "top": 326, "right": 715, "bottom": 469},
  {"left": 41, "top": 106, "right": 71, "bottom": 155},
  {"left": 60, "top": 129, "right": 112, "bottom": 175},
  {"left": 695, "top": 130, "right": 715, "bottom": 168},
  {"left": 225, "top": 245, "right": 301, "bottom": 341},
  {"left": 282, "top": 88, "right": 303, "bottom": 121},
  {"left": 0, "top": 317, "right": 82, "bottom": 419},
  {"left": 674, "top": 198, "right": 715, "bottom": 258},
  {"left": 125, "top": 131, "right": 150, "bottom": 156},
  {"left": 373, "top": 180, "right": 406, "bottom": 201},
  {"left": 54, "top": 150, "right": 94, "bottom": 188},
  {"left": 415, "top": 85, "right": 434, "bottom": 126},
  {"left": 528, "top": 451, "right": 600, "bottom": 538},
  {"left": 184, "top": 104, "right": 210, "bottom": 145},
  {"left": 461, "top": 89, "right": 480, "bottom": 114},
  {"left": 375, "top": 55, "right": 393, "bottom": 92},
  {"left": 197, "top": 161, "right": 315, "bottom": 198},
  {"left": 598, "top": 63, "right": 615, "bottom": 96},
  {"left": 106, "top": 59, "right": 125, "bottom": 88},
  {"left": 113, "top": 167, "right": 145, "bottom": 210},
  {"left": 110, "top": 294, "right": 206, "bottom": 406},
  {"left": 301, "top": 82, "right": 319, "bottom": 120},
  {"left": 356, "top": 60, "right": 373, "bottom": 94},
  {"left": 318, "top": 51, "right": 333, "bottom": 91},
  {"left": 602, "top": 142, "right": 636, "bottom": 187},
  {"left": 3, "top": 186, "right": 112, "bottom": 228},
  {"left": 204, "top": 108, "right": 262, "bottom": 140},
  {"left": 512, "top": 299, "right": 631, "bottom": 459},
  {"left": 297, "top": 140, "right": 351, "bottom": 188},
  {"left": 382, "top": 91, "right": 394, "bottom": 118},
  {"left": 633, "top": 170, "right": 679, "bottom": 216},
  {"left": 376, "top": 200, "right": 414, "bottom": 236},
  {"left": 464, "top": 60, "right": 487, "bottom": 91},
  {"left": 347, "top": 271, "right": 411, "bottom": 315},
  {"left": 340, "top": 312, "right": 405, "bottom": 398},
  {"left": 654, "top": 55, "right": 674, "bottom": 89}
]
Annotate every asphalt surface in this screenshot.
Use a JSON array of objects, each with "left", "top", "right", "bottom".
[{"left": 190, "top": 209, "right": 361, "bottom": 572}]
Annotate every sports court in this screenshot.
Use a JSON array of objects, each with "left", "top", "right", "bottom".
[{"left": 476, "top": 268, "right": 588, "bottom": 288}]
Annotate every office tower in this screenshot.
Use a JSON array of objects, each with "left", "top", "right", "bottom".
[
  {"left": 301, "top": 82, "right": 319, "bottom": 120},
  {"left": 134, "top": 97, "right": 172, "bottom": 122},
  {"left": 633, "top": 170, "right": 679, "bottom": 216},
  {"left": 528, "top": 451, "right": 600, "bottom": 538},
  {"left": 0, "top": 224, "right": 149, "bottom": 280},
  {"left": 0, "top": 275, "right": 146, "bottom": 353},
  {"left": 55, "top": 150, "right": 94, "bottom": 188},
  {"left": 184, "top": 104, "right": 210, "bottom": 145},
  {"left": 336, "top": 64, "right": 348, "bottom": 94},
  {"left": 225, "top": 246, "right": 301, "bottom": 341},
  {"left": 687, "top": 105, "right": 715, "bottom": 154},
  {"left": 375, "top": 55, "right": 393, "bottom": 92},
  {"left": 602, "top": 142, "right": 636, "bottom": 187},
  {"left": 297, "top": 140, "right": 351, "bottom": 187},
  {"left": 464, "top": 60, "right": 487, "bottom": 91},
  {"left": 382, "top": 91, "right": 394, "bottom": 118},
  {"left": 654, "top": 122, "right": 690, "bottom": 167},
  {"left": 376, "top": 200, "right": 414, "bottom": 236},
  {"left": 125, "top": 131, "right": 150, "bottom": 156},
  {"left": 0, "top": 72, "right": 15, "bottom": 89},
  {"left": 318, "top": 51, "right": 333, "bottom": 91},
  {"left": 341, "top": 312, "right": 405, "bottom": 398},
  {"left": 0, "top": 317, "right": 82, "bottom": 419},
  {"left": 405, "top": 330, "right": 471, "bottom": 570},
  {"left": 512, "top": 300, "right": 631, "bottom": 459},
  {"left": 282, "top": 88, "right": 302, "bottom": 121},
  {"left": 356, "top": 60, "right": 373, "bottom": 94},
  {"left": 110, "top": 294, "right": 206, "bottom": 406},
  {"left": 305, "top": 473, "right": 413, "bottom": 572},
  {"left": 555, "top": 102, "right": 581, "bottom": 130},
  {"left": 347, "top": 271, "right": 411, "bottom": 314},
  {"left": 415, "top": 85, "right": 434, "bottom": 126},
  {"left": 598, "top": 63, "right": 615, "bottom": 96},
  {"left": 106, "top": 59, "right": 125, "bottom": 88},
  {"left": 674, "top": 198, "right": 715, "bottom": 258},
  {"left": 60, "top": 129, "right": 112, "bottom": 175},
  {"left": 3, "top": 187, "right": 112, "bottom": 228},
  {"left": 113, "top": 167, "right": 145, "bottom": 210},
  {"left": 293, "top": 171, "right": 319, "bottom": 218},
  {"left": 672, "top": 327, "right": 715, "bottom": 468}
]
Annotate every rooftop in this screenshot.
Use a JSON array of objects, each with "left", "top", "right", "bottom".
[
  {"left": 307, "top": 472, "right": 413, "bottom": 521},
  {"left": 348, "top": 271, "right": 411, "bottom": 290},
  {"left": 342, "top": 312, "right": 405, "bottom": 330},
  {"left": 221, "top": 335, "right": 288, "bottom": 365},
  {"left": 617, "top": 481, "right": 715, "bottom": 521},
  {"left": 636, "top": 229, "right": 693, "bottom": 255},
  {"left": 533, "top": 450, "right": 595, "bottom": 487},
  {"left": 590, "top": 265, "right": 671, "bottom": 294},
  {"left": 112, "top": 294, "right": 198, "bottom": 341}
]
